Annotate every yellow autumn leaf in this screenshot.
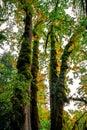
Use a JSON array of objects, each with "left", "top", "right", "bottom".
[{"left": 68, "top": 44, "right": 75, "bottom": 52}]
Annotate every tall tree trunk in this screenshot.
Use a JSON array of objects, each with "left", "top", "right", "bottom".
[
  {"left": 50, "top": 26, "right": 74, "bottom": 130},
  {"left": 50, "top": 26, "right": 58, "bottom": 130},
  {"left": 11, "top": 7, "right": 32, "bottom": 130},
  {"left": 30, "top": 32, "right": 40, "bottom": 130},
  {"left": 54, "top": 41, "right": 73, "bottom": 130},
  {"left": 17, "top": 10, "right": 32, "bottom": 130}
]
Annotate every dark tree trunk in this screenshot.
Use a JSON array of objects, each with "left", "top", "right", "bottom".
[
  {"left": 30, "top": 32, "right": 40, "bottom": 130},
  {"left": 11, "top": 7, "right": 32, "bottom": 130},
  {"left": 50, "top": 26, "right": 58, "bottom": 130},
  {"left": 55, "top": 39, "right": 74, "bottom": 130},
  {"left": 50, "top": 25, "right": 74, "bottom": 130},
  {"left": 54, "top": 44, "right": 72, "bottom": 130},
  {"left": 17, "top": 10, "right": 32, "bottom": 130}
]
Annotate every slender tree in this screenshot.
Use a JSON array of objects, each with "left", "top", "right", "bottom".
[
  {"left": 30, "top": 29, "right": 40, "bottom": 130},
  {"left": 50, "top": 25, "right": 58, "bottom": 130}
]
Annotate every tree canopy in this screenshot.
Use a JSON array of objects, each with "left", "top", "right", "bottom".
[{"left": 0, "top": 0, "right": 87, "bottom": 130}]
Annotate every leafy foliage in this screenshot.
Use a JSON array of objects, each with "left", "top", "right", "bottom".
[{"left": 0, "top": 0, "right": 87, "bottom": 130}]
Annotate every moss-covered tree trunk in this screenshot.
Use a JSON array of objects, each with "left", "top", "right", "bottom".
[
  {"left": 11, "top": 7, "right": 32, "bottom": 130},
  {"left": 54, "top": 42, "right": 73, "bottom": 130},
  {"left": 50, "top": 26, "right": 58, "bottom": 130},
  {"left": 30, "top": 32, "right": 40, "bottom": 130},
  {"left": 50, "top": 26, "right": 74, "bottom": 130}
]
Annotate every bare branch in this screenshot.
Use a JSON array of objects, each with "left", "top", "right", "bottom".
[{"left": 69, "top": 96, "right": 87, "bottom": 104}]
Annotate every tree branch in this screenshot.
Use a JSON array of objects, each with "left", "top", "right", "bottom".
[
  {"left": 72, "top": 111, "right": 87, "bottom": 130},
  {"left": 69, "top": 96, "right": 87, "bottom": 104}
]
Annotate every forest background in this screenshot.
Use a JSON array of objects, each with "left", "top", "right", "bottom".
[{"left": 0, "top": 0, "right": 87, "bottom": 130}]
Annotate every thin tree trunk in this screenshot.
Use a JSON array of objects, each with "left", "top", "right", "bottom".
[
  {"left": 54, "top": 43, "right": 72, "bottom": 130},
  {"left": 50, "top": 26, "right": 58, "bottom": 130},
  {"left": 30, "top": 31, "right": 40, "bottom": 130}
]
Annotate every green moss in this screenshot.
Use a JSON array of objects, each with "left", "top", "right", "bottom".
[
  {"left": 30, "top": 34, "right": 40, "bottom": 129},
  {"left": 13, "top": 10, "right": 32, "bottom": 129}
]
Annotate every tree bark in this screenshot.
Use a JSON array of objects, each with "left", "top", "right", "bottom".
[
  {"left": 54, "top": 41, "right": 73, "bottom": 130},
  {"left": 12, "top": 8, "right": 32, "bottom": 130},
  {"left": 50, "top": 26, "right": 58, "bottom": 130},
  {"left": 30, "top": 32, "right": 40, "bottom": 130},
  {"left": 50, "top": 25, "right": 74, "bottom": 130},
  {"left": 18, "top": 11, "right": 32, "bottom": 130}
]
